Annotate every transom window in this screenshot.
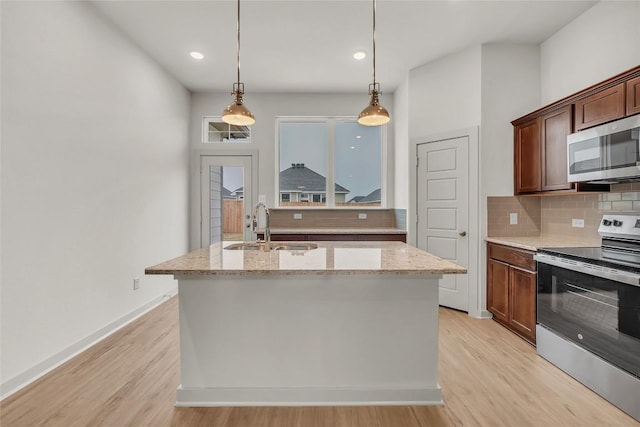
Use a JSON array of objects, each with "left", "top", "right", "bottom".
[
  {"left": 277, "top": 118, "right": 384, "bottom": 208},
  {"left": 202, "top": 117, "right": 251, "bottom": 143}
]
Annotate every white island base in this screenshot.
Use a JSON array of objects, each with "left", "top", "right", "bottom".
[{"left": 175, "top": 274, "right": 442, "bottom": 407}]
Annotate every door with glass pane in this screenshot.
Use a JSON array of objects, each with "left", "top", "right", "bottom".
[{"left": 200, "top": 155, "right": 253, "bottom": 247}]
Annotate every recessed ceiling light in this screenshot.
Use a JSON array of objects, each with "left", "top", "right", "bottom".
[
  {"left": 353, "top": 51, "right": 366, "bottom": 60},
  {"left": 356, "top": 135, "right": 362, "bottom": 139},
  {"left": 190, "top": 51, "right": 204, "bottom": 60}
]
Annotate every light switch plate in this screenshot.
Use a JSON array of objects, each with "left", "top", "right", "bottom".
[
  {"left": 258, "top": 195, "right": 266, "bottom": 203},
  {"left": 509, "top": 213, "right": 518, "bottom": 225},
  {"left": 293, "top": 213, "right": 302, "bottom": 220},
  {"left": 358, "top": 213, "right": 367, "bottom": 220},
  {"left": 572, "top": 218, "right": 585, "bottom": 228}
]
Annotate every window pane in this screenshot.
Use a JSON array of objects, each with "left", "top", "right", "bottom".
[
  {"left": 279, "top": 122, "right": 327, "bottom": 206},
  {"left": 203, "top": 118, "right": 251, "bottom": 143},
  {"left": 335, "top": 122, "right": 382, "bottom": 207}
]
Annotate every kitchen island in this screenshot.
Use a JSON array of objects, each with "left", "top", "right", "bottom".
[{"left": 146, "top": 241, "right": 466, "bottom": 407}]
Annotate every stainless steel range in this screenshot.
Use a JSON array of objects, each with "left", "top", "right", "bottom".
[{"left": 535, "top": 214, "right": 640, "bottom": 422}]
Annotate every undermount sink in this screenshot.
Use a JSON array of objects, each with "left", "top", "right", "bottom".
[
  {"left": 274, "top": 243, "right": 318, "bottom": 251},
  {"left": 224, "top": 242, "right": 318, "bottom": 251},
  {"left": 224, "top": 242, "right": 269, "bottom": 251}
]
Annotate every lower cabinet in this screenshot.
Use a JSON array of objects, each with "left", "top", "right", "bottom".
[{"left": 487, "top": 243, "right": 537, "bottom": 344}]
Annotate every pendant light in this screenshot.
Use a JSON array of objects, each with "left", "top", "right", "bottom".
[
  {"left": 357, "top": 0, "right": 390, "bottom": 126},
  {"left": 222, "top": 0, "right": 255, "bottom": 126}
]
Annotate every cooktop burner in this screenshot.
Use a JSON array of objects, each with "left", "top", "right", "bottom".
[{"left": 537, "top": 246, "right": 640, "bottom": 274}]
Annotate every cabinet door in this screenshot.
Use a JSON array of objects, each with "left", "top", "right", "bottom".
[
  {"left": 487, "top": 259, "right": 510, "bottom": 323},
  {"left": 509, "top": 266, "right": 537, "bottom": 343},
  {"left": 540, "top": 106, "right": 573, "bottom": 191},
  {"left": 627, "top": 76, "right": 640, "bottom": 116},
  {"left": 574, "top": 83, "right": 626, "bottom": 131},
  {"left": 514, "top": 118, "right": 541, "bottom": 194}
]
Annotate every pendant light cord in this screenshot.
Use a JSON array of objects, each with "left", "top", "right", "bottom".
[
  {"left": 236, "top": 0, "right": 241, "bottom": 85},
  {"left": 372, "top": 0, "right": 376, "bottom": 86}
]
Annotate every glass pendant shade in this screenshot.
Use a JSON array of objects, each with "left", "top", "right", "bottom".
[
  {"left": 222, "top": 83, "right": 255, "bottom": 126},
  {"left": 222, "top": 101, "right": 255, "bottom": 126},
  {"left": 358, "top": 85, "right": 389, "bottom": 126}
]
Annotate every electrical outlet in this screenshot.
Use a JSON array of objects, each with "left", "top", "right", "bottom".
[
  {"left": 293, "top": 213, "right": 302, "bottom": 220},
  {"left": 572, "top": 218, "right": 585, "bottom": 228},
  {"left": 133, "top": 278, "right": 140, "bottom": 290},
  {"left": 358, "top": 213, "right": 367, "bottom": 220},
  {"left": 509, "top": 213, "right": 518, "bottom": 225}
]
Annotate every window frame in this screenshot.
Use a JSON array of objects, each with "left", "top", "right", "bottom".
[
  {"left": 202, "top": 116, "right": 252, "bottom": 143},
  {"left": 275, "top": 116, "right": 387, "bottom": 209}
]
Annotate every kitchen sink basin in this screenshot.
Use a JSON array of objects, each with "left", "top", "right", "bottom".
[
  {"left": 224, "top": 242, "right": 270, "bottom": 251},
  {"left": 224, "top": 242, "right": 318, "bottom": 251},
  {"left": 274, "top": 243, "right": 318, "bottom": 251}
]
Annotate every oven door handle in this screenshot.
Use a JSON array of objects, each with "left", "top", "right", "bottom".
[{"left": 535, "top": 253, "right": 640, "bottom": 287}]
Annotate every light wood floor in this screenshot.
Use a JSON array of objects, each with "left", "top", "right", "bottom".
[{"left": 1, "top": 296, "right": 637, "bottom": 427}]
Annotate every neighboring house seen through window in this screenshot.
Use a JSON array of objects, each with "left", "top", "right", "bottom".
[{"left": 278, "top": 118, "right": 384, "bottom": 208}]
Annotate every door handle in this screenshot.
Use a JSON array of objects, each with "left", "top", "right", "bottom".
[{"left": 458, "top": 231, "right": 467, "bottom": 237}]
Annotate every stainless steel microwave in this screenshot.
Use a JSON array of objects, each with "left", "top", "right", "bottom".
[{"left": 567, "top": 114, "right": 640, "bottom": 183}]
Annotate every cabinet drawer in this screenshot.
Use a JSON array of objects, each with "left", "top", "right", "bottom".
[{"left": 488, "top": 243, "right": 536, "bottom": 271}]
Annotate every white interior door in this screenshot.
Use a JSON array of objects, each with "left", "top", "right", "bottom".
[
  {"left": 200, "top": 155, "right": 253, "bottom": 247},
  {"left": 417, "top": 137, "right": 469, "bottom": 311}
]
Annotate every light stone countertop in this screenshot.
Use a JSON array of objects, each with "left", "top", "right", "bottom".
[
  {"left": 485, "top": 235, "right": 600, "bottom": 252},
  {"left": 264, "top": 228, "right": 406, "bottom": 235},
  {"left": 145, "top": 241, "right": 466, "bottom": 276}
]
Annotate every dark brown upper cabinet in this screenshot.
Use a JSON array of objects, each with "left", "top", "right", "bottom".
[
  {"left": 627, "top": 75, "right": 640, "bottom": 116},
  {"left": 540, "top": 106, "right": 573, "bottom": 191},
  {"left": 514, "top": 118, "right": 541, "bottom": 194},
  {"left": 574, "top": 82, "right": 626, "bottom": 131},
  {"left": 511, "top": 65, "right": 640, "bottom": 196}
]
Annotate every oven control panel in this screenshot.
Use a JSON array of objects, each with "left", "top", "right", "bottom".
[{"left": 599, "top": 214, "right": 640, "bottom": 239}]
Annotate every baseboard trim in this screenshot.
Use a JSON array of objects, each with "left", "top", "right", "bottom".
[
  {"left": 473, "top": 310, "right": 493, "bottom": 319},
  {"left": 175, "top": 385, "right": 443, "bottom": 407},
  {"left": 0, "top": 286, "right": 178, "bottom": 400}
]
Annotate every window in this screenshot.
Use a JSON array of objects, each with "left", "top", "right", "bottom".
[
  {"left": 202, "top": 117, "right": 251, "bottom": 143},
  {"left": 277, "top": 118, "right": 384, "bottom": 207}
]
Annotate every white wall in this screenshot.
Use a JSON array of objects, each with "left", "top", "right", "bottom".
[
  {"left": 393, "top": 77, "right": 410, "bottom": 210},
  {"left": 541, "top": 1, "right": 640, "bottom": 104},
  {"left": 1, "top": 1, "right": 190, "bottom": 395},
  {"left": 189, "top": 91, "right": 394, "bottom": 210},
  {"left": 480, "top": 44, "right": 540, "bottom": 199},
  {"left": 408, "top": 46, "right": 482, "bottom": 139}
]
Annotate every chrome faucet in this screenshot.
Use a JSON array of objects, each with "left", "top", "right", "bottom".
[{"left": 252, "top": 201, "right": 271, "bottom": 247}]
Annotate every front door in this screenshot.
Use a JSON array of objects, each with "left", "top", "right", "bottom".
[
  {"left": 417, "top": 137, "right": 469, "bottom": 311},
  {"left": 200, "top": 155, "right": 253, "bottom": 247}
]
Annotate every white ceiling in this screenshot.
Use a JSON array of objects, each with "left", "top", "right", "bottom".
[{"left": 91, "top": 0, "right": 597, "bottom": 94}]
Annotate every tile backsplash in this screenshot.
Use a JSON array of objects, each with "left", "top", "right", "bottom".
[
  {"left": 487, "top": 197, "right": 541, "bottom": 237},
  {"left": 488, "top": 189, "right": 640, "bottom": 240},
  {"left": 269, "top": 208, "right": 404, "bottom": 229}
]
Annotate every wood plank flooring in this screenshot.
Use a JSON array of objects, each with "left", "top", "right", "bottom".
[{"left": 1, "top": 296, "right": 637, "bottom": 426}]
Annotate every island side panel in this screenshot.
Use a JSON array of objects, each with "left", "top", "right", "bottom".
[{"left": 175, "top": 274, "right": 442, "bottom": 406}]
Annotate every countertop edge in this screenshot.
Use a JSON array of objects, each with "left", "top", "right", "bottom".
[
  {"left": 484, "top": 237, "right": 538, "bottom": 251},
  {"left": 484, "top": 236, "right": 601, "bottom": 251},
  {"left": 145, "top": 268, "right": 467, "bottom": 276}
]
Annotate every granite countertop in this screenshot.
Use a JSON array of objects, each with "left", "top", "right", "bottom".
[
  {"left": 265, "top": 228, "right": 406, "bottom": 235},
  {"left": 485, "top": 235, "right": 600, "bottom": 251},
  {"left": 145, "top": 241, "right": 466, "bottom": 277}
]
